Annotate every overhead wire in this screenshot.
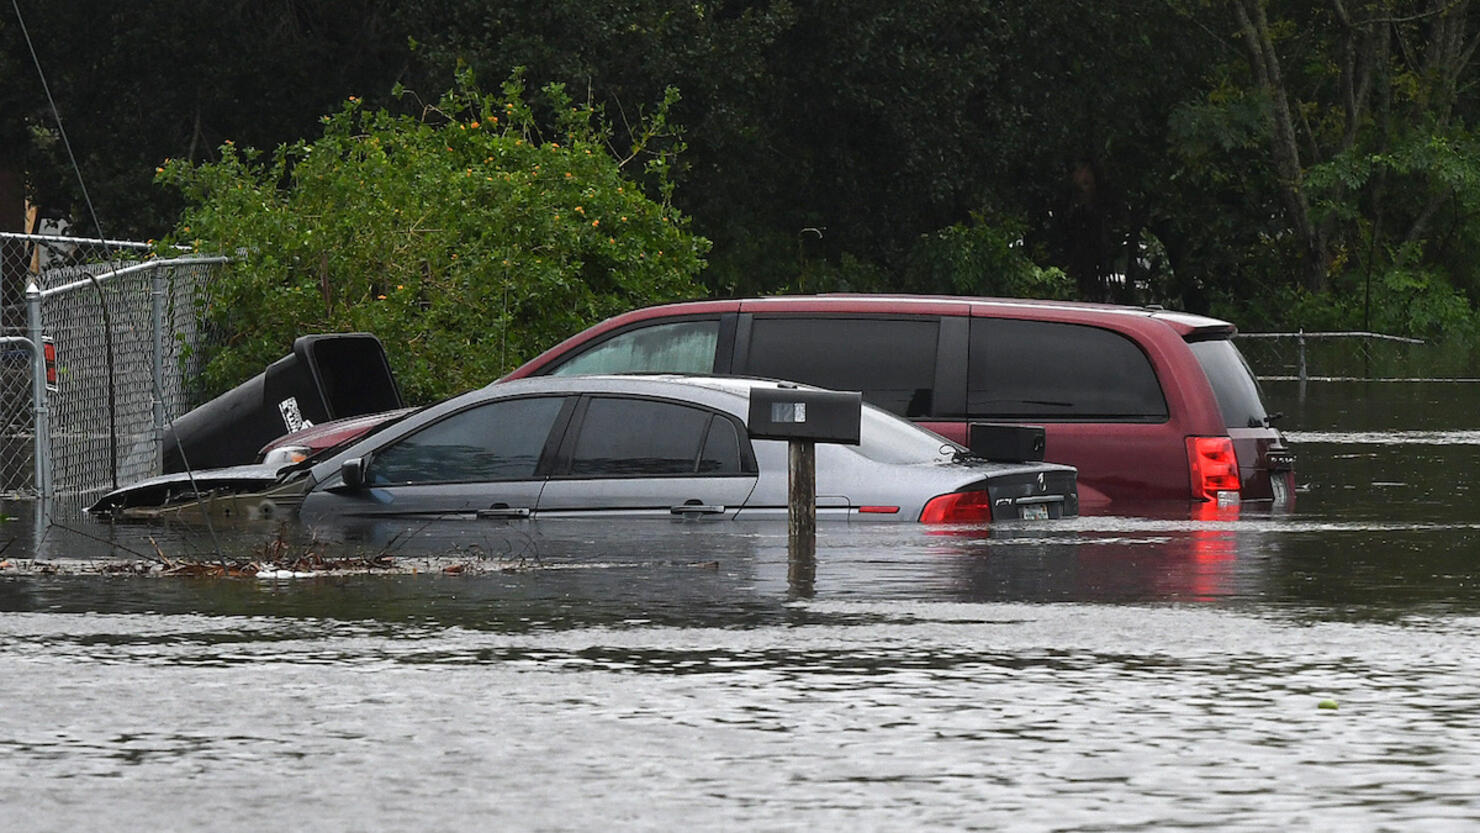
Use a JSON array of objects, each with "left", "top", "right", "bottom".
[{"left": 11, "top": 0, "right": 224, "bottom": 560}]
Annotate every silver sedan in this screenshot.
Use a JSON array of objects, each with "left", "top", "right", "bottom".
[{"left": 93, "top": 375, "right": 1078, "bottom": 524}]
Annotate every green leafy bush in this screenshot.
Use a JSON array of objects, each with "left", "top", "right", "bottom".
[
  {"left": 158, "top": 70, "right": 709, "bottom": 403},
  {"left": 1211, "top": 264, "right": 1479, "bottom": 348},
  {"left": 902, "top": 214, "right": 1074, "bottom": 299}
]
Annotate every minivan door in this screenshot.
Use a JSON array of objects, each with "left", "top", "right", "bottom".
[{"left": 738, "top": 315, "right": 944, "bottom": 418}]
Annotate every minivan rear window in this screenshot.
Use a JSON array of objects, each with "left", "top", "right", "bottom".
[
  {"left": 745, "top": 317, "right": 939, "bottom": 417},
  {"left": 1188, "top": 339, "right": 1269, "bottom": 428},
  {"left": 966, "top": 319, "right": 1168, "bottom": 420}
]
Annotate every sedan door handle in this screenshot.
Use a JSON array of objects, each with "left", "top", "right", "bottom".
[
  {"left": 476, "top": 507, "right": 532, "bottom": 519},
  {"left": 670, "top": 503, "right": 726, "bottom": 516}
]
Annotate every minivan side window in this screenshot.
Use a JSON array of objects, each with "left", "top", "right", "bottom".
[
  {"left": 744, "top": 317, "right": 939, "bottom": 417},
  {"left": 567, "top": 397, "right": 744, "bottom": 476},
  {"left": 967, "top": 319, "right": 1168, "bottom": 420},
  {"left": 548, "top": 320, "right": 720, "bottom": 376},
  {"left": 369, "top": 396, "right": 565, "bottom": 484}
]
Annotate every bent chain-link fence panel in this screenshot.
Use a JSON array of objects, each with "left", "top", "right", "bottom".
[
  {"left": 1, "top": 233, "right": 222, "bottom": 507},
  {"left": 43, "top": 262, "right": 219, "bottom": 504}
]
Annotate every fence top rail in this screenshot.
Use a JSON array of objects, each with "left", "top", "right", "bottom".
[
  {"left": 0, "top": 231, "right": 155, "bottom": 250},
  {"left": 1237, "top": 330, "right": 1426, "bottom": 344},
  {"left": 28, "top": 255, "right": 230, "bottom": 298}
]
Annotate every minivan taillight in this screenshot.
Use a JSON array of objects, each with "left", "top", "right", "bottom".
[
  {"left": 919, "top": 490, "right": 993, "bottom": 524},
  {"left": 1186, "top": 436, "right": 1240, "bottom": 502}
]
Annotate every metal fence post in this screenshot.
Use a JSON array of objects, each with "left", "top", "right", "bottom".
[
  {"left": 151, "top": 263, "right": 166, "bottom": 468},
  {"left": 25, "top": 280, "right": 52, "bottom": 521},
  {"left": 1296, "top": 329, "right": 1307, "bottom": 382}
]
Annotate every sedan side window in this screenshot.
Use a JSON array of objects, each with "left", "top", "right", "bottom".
[
  {"left": 567, "top": 397, "right": 743, "bottom": 476},
  {"left": 548, "top": 320, "right": 720, "bottom": 376},
  {"left": 698, "top": 416, "right": 742, "bottom": 473},
  {"left": 369, "top": 396, "right": 565, "bottom": 485}
]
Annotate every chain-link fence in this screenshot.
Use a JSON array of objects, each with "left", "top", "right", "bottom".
[
  {"left": 1236, "top": 331, "right": 1480, "bottom": 382},
  {"left": 0, "top": 331, "right": 36, "bottom": 496},
  {"left": 1, "top": 233, "right": 225, "bottom": 508}
]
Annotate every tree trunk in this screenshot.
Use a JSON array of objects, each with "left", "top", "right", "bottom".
[{"left": 1231, "top": 0, "right": 1328, "bottom": 292}]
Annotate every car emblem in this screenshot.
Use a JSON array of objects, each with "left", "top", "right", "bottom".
[{"left": 1036, "top": 472, "right": 1046, "bottom": 491}]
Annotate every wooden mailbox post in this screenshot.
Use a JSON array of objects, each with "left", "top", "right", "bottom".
[{"left": 747, "top": 386, "right": 862, "bottom": 596}]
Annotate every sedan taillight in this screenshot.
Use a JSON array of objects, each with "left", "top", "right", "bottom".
[
  {"left": 918, "top": 489, "right": 994, "bottom": 524},
  {"left": 1187, "top": 436, "right": 1240, "bottom": 502}
]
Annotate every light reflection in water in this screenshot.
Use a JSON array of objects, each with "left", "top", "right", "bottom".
[{"left": 2, "top": 378, "right": 1480, "bottom": 829}]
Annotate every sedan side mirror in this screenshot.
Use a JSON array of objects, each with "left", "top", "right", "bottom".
[{"left": 339, "top": 457, "right": 368, "bottom": 490}]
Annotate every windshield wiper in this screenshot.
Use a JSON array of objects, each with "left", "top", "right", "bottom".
[{"left": 944, "top": 444, "right": 981, "bottom": 464}]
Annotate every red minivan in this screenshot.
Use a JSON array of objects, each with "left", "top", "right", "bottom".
[{"left": 502, "top": 295, "right": 1296, "bottom": 516}]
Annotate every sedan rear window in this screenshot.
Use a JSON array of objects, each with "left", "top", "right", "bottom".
[
  {"left": 1188, "top": 339, "right": 1270, "bottom": 428},
  {"left": 850, "top": 406, "right": 958, "bottom": 465}
]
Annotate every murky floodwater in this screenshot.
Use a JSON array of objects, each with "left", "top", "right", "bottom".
[{"left": 3, "top": 379, "right": 1479, "bottom": 831}]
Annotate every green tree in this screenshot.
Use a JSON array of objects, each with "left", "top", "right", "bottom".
[
  {"left": 400, "top": 0, "right": 800, "bottom": 294},
  {"left": 1174, "top": 0, "right": 1480, "bottom": 341},
  {"left": 2, "top": 0, "right": 416, "bottom": 239},
  {"left": 12, "top": 0, "right": 1480, "bottom": 345},
  {"left": 406, "top": 1, "right": 1222, "bottom": 302},
  {"left": 159, "top": 72, "right": 708, "bottom": 402}
]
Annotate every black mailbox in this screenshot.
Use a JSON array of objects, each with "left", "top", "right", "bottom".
[
  {"left": 162, "top": 333, "right": 403, "bottom": 472},
  {"left": 748, "top": 387, "right": 862, "bottom": 445},
  {"left": 968, "top": 422, "right": 1046, "bottom": 462}
]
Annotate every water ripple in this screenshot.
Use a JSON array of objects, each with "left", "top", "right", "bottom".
[
  {"left": 1289, "top": 429, "right": 1480, "bottom": 445},
  {"left": 4, "top": 604, "right": 1479, "bottom": 830}
]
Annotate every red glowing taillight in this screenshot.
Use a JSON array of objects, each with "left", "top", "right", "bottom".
[
  {"left": 1187, "top": 436, "right": 1241, "bottom": 502},
  {"left": 918, "top": 490, "right": 993, "bottom": 524},
  {"left": 42, "top": 337, "right": 57, "bottom": 390}
]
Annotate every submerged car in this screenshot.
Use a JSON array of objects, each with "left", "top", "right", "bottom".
[
  {"left": 93, "top": 375, "right": 1078, "bottom": 524},
  {"left": 258, "top": 406, "right": 419, "bottom": 465},
  {"left": 500, "top": 295, "right": 1295, "bottom": 514}
]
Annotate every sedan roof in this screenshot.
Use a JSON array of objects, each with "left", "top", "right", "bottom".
[{"left": 480, "top": 372, "right": 831, "bottom": 406}]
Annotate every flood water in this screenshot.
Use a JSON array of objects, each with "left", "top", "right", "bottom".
[{"left": 3, "top": 378, "right": 1480, "bottom": 831}]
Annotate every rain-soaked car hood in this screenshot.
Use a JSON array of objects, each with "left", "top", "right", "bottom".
[{"left": 88, "top": 462, "right": 310, "bottom": 520}]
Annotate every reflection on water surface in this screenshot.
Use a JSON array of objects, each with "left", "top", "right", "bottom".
[{"left": 3, "top": 379, "right": 1480, "bottom": 830}]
